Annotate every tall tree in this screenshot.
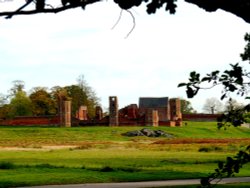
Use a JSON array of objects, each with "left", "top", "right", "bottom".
[
  {"left": 50, "top": 86, "right": 69, "bottom": 115},
  {"left": 29, "top": 87, "right": 56, "bottom": 116},
  {"left": 224, "top": 98, "right": 244, "bottom": 112},
  {"left": 8, "top": 90, "right": 32, "bottom": 117},
  {"left": 64, "top": 85, "right": 88, "bottom": 117},
  {"left": 50, "top": 81, "right": 99, "bottom": 118},
  {"left": 180, "top": 99, "right": 195, "bottom": 114},
  {"left": 76, "top": 75, "right": 100, "bottom": 118},
  {"left": 0, "top": 93, "right": 7, "bottom": 107},
  {"left": 0, "top": 104, "right": 11, "bottom": 119},
  {"left": 0, "top": 94, "right": 10, "bottom": 119},
  {"left": 8, "top": 80, "right": 25, "bottom": 97},
  {"left": 202, "top": 97, "right": 223, "bottom": 114}
]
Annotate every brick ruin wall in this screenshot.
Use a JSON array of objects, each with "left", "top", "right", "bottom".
[
  {"left": 182, "top": 114, "right": 221, "bottom": 122},
  {"left": 169, "top": 98, "right": 182, "bottom": 121},
  {"left": 0, "top": 114, "right": 222, "bottom": 127},
  {"left": 0, "top": 96, "right": 222, "bottom": 127},
  {"left": 0, "top": 116, "right": 60, "bottom": 126},
  {"left": 0, "top": 99, "right": 71, "bottom": 127}
]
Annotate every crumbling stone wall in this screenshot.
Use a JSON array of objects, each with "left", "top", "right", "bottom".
[
  {"left": 145, "top": 110, "right": 159, "bottom": 127},
  {"left": 76, "top": 106, "right": 88, "bottom": 120},
  {"left": 169, "top": 98, "right": 182, "bottom": 121},
  {"left": 63, "top": 100, "right": 71, "bottom": 127},
  {"left": 58, "top": 95, "right": 72, "bottom": 127},
  {"left": 95, "top": 106, "right": 103, "bottom": 120}
]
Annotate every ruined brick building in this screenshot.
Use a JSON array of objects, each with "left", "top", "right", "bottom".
[
  {"left": 0, "top": 96, "right": 182, "bottom": 127},
  {"left": 78, "top": 96, "right": 182, "bottom": 127}
]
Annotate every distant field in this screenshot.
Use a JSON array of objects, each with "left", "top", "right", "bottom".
[
  {"left": 0, "top": 122, "right": 250, "bottom": 147},
  {"left": 0, "top": 122, "right": 250, "bottom": 187}
]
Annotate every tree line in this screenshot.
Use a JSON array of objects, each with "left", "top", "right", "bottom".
[
  {"left": 0, "top": 78, "right": 244, "bottom": 120},
  {"left": 0, "top": 75, "right": 99, "bottom": 119}
]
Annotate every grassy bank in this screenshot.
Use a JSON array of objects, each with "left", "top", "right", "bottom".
[
  {"left": 0, "top": 122, "right": 249, "bottom": 147},
  {"left": 0, "top": 122, "right": 250, "bottom": 187}
]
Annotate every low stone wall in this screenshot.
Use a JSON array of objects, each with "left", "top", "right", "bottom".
[
  {"left": 0, "top": 116, "right": 60, "bottom": 126},
  {"left": 182, "top": 114, "right": 221, "bottom": 122}
]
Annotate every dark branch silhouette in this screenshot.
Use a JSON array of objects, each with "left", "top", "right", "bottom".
[
  {"left": 179, "top": 32, "right": 250, "bottom": 188},
  {"left": 185, "top": 0, "right": 250, "bottom": 23},
  {"left": 0, "top": 0, "right": 249, "bottom": 24},
  {"left": 0, "top": 0, "right": 101, "bottom": 19},
  {"left": 5, "top": 0, "right": 34, "bottom": 19}
]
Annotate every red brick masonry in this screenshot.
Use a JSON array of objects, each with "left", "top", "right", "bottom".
[
  {"left": 0, "top": 116, "right": 60, "bottom": 126},
  {"left": 182, "top": 114, "right": 221, "bottom": 122}
]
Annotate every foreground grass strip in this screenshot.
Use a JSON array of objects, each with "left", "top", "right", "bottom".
[
  {"left": 0, "top": 148, "right": 249, "bottom": 187},
  {"left": 0, "top": 122, "right": 249, "bottom": 187},
  {"left": 0, "top": 166, "right": 207, "bottom": 187}
]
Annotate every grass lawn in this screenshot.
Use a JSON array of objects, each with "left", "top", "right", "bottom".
[{"left": 0, "top": 122, "right": 250, "bottom": 187}]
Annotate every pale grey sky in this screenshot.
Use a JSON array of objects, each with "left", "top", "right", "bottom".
[{"left": 0, "top": 0, "right": 250, "bottom": 112}]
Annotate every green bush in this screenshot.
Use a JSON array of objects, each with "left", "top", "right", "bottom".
[
  {"left": 34, "top": 163, "right": 65, "bottom": 169},
  {"left": 0, "top": 162, "right": 15, "bottom": 169},
  {"left": 198, "top": 147, "right": 212, "bottom": 152},
  {"left": 198, "top": 146, "right": 223, "bottom": 152},
  {"left": 100, "top": 166, "right": 114, "bottom": 172}
]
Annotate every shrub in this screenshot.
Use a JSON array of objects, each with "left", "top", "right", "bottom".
[
  {"left": 35, "top": 163, "right": 64, "bottom": 169},
  {"left": 213, "top": 146, "right": 223, "bottom": 151},
  {"left": 71, "top": 144, "right": 92, "bottom": 150},
  {"left": 198, "top": 147, "right": 212, "bottom": 152},
  {"left": 198, "top": 146, "right": 223, "bottom": 152},
  {"left": 0, "top": 162, "right": 15, "bottom": 169},
  {"left": 116, "top": 167, "right": 140, "bottom": 172},
  {"left": 100, "top": 166, "right": 114, "bottom": 172}
]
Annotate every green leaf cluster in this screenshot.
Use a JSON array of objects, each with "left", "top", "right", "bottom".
[
  {"left": 201, "top": 146, "right": 250, "bottom": 187},
  {"left": 179, "top": 33, "right": 250, "bottom": 187}
]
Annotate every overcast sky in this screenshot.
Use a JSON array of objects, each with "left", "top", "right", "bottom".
[{"left": 0, "top": 0, "right": 250, "bottom": 112}]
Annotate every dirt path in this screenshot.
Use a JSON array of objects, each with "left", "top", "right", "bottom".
[
  {"left": 19, "top": 177, "right": 250, "bottom": 188},
  {"left": 0, "top": 145, "right": 77, "bottom": 151}
]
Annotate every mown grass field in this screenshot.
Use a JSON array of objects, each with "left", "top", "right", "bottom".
[{"left": 0, "top": 122, "right": 250, "bottom": 187}]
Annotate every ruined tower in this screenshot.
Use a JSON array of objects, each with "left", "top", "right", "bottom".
[
  {"left": 169, "top": 98, "right": 182, "bottom": 121},
  {"left": 109, "top": 96, "right": 119, "bottom": 126},
  {"left": 145, "top": 110, "right": 159, "bottom": 127},
  {"left": 58, "top": 92, "right": 71, "bottom": 127},
  {"left": 95, "top": 106, "right": 103, "bottom": 120},
  {"left": 63, "top": 100, "right": 72, "bottom": 127},
  {"left": 77, "top": 105, "right": 88, "bottom": 120},
  {"left": 59, "top": 100, "right": 71, "bottom": 127}
]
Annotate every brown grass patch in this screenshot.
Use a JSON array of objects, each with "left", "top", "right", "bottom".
[{"left": 152, "top": 138, "right": 250, "bottom": 145}]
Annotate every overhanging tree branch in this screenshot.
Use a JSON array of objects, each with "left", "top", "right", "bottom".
[
  {"left": 0, "top": 0, "right": 250, "bottom": 24},
  {"left": 0, "top": 0, "right": 102, "bottom": 19},
  {"left": 185, "top": 0, "right": 250, "bottom": 23},
  {"left": 179, "top": 32, "right": 250, "bottom": 188}
]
